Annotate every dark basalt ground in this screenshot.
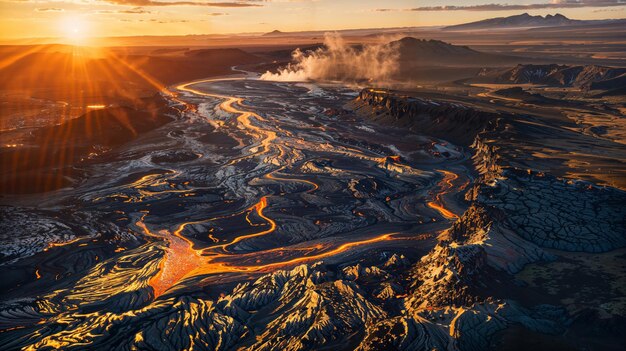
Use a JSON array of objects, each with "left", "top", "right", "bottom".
[
  {"left": 0, "top": 77, "right": 624, "bottom": 350},
  {"left": 0, "top": 95, "right": 175, "bottom": 194},
  {"left": 352, "top": 88, "right": 626, "bottom": 350}
]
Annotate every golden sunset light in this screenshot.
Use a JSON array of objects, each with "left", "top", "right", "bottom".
[
  {"left": 59, "top": 14, "right": 90, "bottom": 44},
  {"left": 1, "top": 1, "right": 625, "bottom": 43},
  {"left": 1, "top": 1, "right": 625, "bottom": 350}
]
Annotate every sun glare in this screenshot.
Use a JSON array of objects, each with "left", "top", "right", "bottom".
[{"left": 60, "top": 15, "right": 90, "bottom": 45}]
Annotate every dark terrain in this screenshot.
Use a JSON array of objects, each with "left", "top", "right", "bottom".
[{"left": 0, "top": 20, "right": 625, "bottom": 351}]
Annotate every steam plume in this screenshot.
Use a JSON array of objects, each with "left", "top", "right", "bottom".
[{"left": 260, "top": 33, "right": 399, "bottom": 83}]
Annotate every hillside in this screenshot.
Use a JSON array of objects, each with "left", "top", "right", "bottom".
[
  {"left": 0, "top": 45, "right": 263, "bottom": 102},
  {"left": 393, "top": 37, "right": 522, "bottom": 68},
  {"left": 473, "top": 64, "right": 626, "bottom": 90},
  {"left": 0, "top": 98, "right": 173, "bottom": 194}
]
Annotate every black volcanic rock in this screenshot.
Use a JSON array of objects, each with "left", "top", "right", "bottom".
[
  {"left": 393, "top": 38, "right": 480, "bottom": 58},
  {"left": 444, "top": 13, "right": 576, "bottom": 30},
  {"left": 493, "top": 87, "right": 561, "bottom": 103},
  {"left": 351, "top": 89, "right": 501, "bottom": 144},
  {"left": 475, "top": 64, "right": 626, "bottom": 89},
  {"left": 475, "top": 169, "right": 626, "bottom": 253},
  {"left": 392, "top": 37, "right": 517, "bottom": 66},
  {"left": 589, "top": 72, "right": 626, "bottom": 91},
  {"left": 0, "top": 96, "right": 174, "bottom": 194},
  {"left": 2, "top": 74, "right": 625, "bottom": 351}
]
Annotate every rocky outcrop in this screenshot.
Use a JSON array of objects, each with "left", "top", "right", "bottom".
[
  {"left": 358, "top": 300, "right": 566, "bottom": 351},
  {"left": 351, "top": 89, "right": 501, "bottom": 144},
  {"left": 475, "top": 64, "right": 626, "bottom": 90},
  {"left": 351, "top": 88, "right": 626, "bottom": 349},
  {"left": 405, "top": 243, "right": 486, "bottom": 310},
  {"left": 477, "top": 169, "right": 626, "bottom": 252},
  {"left": 19, "top": 296, "right": 245, "bottom": 351},
  {"left": 443, "top": 203, "right": 553, "bottom": 274},
  {"left": 1, "top": 264, "right": 388, "bottom": 351}
]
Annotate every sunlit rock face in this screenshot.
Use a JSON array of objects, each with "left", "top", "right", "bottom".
[
  {"left": 406, "top": 243, "right": 487, "bottom": 310},
  {"left": 0, "top": 263, "right": 391, "bottom": 350},
  {"left": 0, "top": 260, "right": 567, "bottom": 351}
]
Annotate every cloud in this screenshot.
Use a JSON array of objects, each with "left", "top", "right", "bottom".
[
  {"left": 119, "top": 6, "right": 151, "bottom": 13},
  {"left": 152, "top": 18, "right": 190, "bottom": 23},
  {"left": 106, "top": 0, "right": 263, "bottom": 7},
  {"left": 35, "top": 8, "right": 65, "bottom": 12},
  {"left": 119, "top": 17, "right": 190, "bottom": 22},
  {"left": 97, "top": 7, "right": 152, "bottom": 14},
  {"left": 376, "top": 0, "right": 626, "bottom": 12},
  {"left": 208, "top": 12, "right": 229, "bottom": 15}
]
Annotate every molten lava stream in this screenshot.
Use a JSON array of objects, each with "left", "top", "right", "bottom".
[
  {"left": 265, "top": 166, "right": 319, "bottom": 193},
  {"left": 426, "top": 169, "right": 459, "bottom": 220},
  {"left": 176, "top": 78, "right": 277, "bottom": 165},
  {"left": 237, "top": 232, "right": 398, "bottom": 272},
  {"left": 136, "top": 219, "right": 200, "bottom": 298},
  {"left": 136, "top": 196, "right": 277, "bottom": 298},
  {"left": 141, "top": 78, "right": 411, "bottom": 298},
  {"left": 185, "top": 232, "right": 400, "bottom": 278},
  {"left": 149, "top": 228, "right": 202, "bottom": 298},
  {"left": 210, "top": 196, "right": 277, "bottom": 252},
  {"left": 139, "top": 194, "right": 402, "bottom": 297}
]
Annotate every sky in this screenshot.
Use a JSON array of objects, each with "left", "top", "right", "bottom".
[{"left": 0, "top": 0, "right": 625, "bottom": 41}]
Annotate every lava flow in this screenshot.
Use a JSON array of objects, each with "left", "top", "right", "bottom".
[
  {"left": 177, "top": 78, "right": 278, "bottom": 163},
  {"left": 140, "top": 193, "right": 402, "bottom": 297},
  {"left": 131, "top": 78, "right": 432, "bottom": 298},
  {"left": 427, "top": 169, "right": 459, "bottom": 220},
  {"left": 101, "top": 75, "right": 469, "bottom": 301}
]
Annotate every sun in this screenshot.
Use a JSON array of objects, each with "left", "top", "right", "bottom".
[{"left": 60, "top": 15, "right": 90, "bottom": 45}]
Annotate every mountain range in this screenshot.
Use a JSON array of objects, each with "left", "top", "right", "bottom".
[{"left": 444, "top": 13, "right": 577, "bottom": 31}]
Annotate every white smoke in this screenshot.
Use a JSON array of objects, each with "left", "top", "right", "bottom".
[{"left": 260, "top": 33, "right": 400, "bottom": 83}]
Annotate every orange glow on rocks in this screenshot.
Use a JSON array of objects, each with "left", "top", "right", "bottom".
[{"left": 427, "top": 170, "right": 459, "bottom": 220}]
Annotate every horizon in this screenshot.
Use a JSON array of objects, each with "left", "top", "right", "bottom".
[
  {"left": 1, "top": 0, "right": 626, "bottom": 44},
  {"left": 3, "top": 12, "right": 625, "bottom": 47}
]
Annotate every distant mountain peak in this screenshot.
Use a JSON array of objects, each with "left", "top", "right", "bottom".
[
  {"left": 263, "top": 30, "right": 285, "bottom": 36},
  {"left": 392, "top": 37, "right": 476, "bottom": 52},
  {"left": 444, "top": 12, "right": 575, "bottom": 31},
  {"left": 548, "top": 13, "right": 568, "bottom": 19}
]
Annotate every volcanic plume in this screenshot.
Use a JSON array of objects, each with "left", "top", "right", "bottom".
[{"left": 260, "top": 33, "right": 400, "bottom": 83}]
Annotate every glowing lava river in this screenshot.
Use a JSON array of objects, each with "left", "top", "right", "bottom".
[{"left": 0, "top": 75, "right": 471, "bottom": 350}]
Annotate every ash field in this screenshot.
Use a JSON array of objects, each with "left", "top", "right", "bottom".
[{"left": 1, "top": 14, "right": 626, "bottom": 351}]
